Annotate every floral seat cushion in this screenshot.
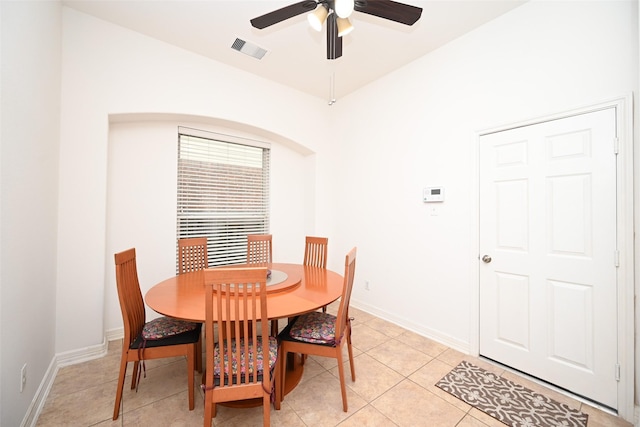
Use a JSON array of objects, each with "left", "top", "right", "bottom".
[
  {"left": 142, "top": 316, "right": 199, "bottom": 340},
  {"left": 213, "top": 336, "right": 278, "bottom": 377},
  {"left": 289, "top": 311, "right": 337, "bottom": 344}
]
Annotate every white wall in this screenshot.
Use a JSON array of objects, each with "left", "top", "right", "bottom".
[
  {"left": 332, "top": 0, "right": 638, "bottom": 416},
  {"left": 339, "top": 0, "right": 638, "bottom": 349},
  {"left": 0, "top": 1, "right": 61, "bottom": 425},
  {"left": 58, "top": 7, "right": 335, "bottom": 353}
]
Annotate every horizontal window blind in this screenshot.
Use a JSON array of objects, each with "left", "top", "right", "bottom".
[{"left": 176, "top": 130, "right": 270, "bottom": 269}]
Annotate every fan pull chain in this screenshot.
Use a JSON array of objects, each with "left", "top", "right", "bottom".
[{"left": 328, "top": 73, "right": 337, "bottom": 106}]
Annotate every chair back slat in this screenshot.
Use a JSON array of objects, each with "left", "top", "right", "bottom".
[
  {"left": 178, "top": 237, "right": 208, "bottom": 274},
  {"left": 247, "top": 234, "right": 272, "bottom": 265},
  {"left": 114, "top": 248, "right": 146, "bottom": 346},
  {"left": 303, "top": 236, "right": 328, "bottom": 268}
]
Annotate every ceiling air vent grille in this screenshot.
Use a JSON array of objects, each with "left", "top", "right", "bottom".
[{"left": 232, "top": 38, "right": 267, "bottom": 60}]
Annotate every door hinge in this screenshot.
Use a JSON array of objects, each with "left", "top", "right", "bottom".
[
  {"left": 613, "top": 137, "right": 619, "bottom": 154},
  {"left": 614, "top": 250, "right": 620, "bottom": 267},
  {"left": 615, "top": 363, "right": 621, "bottom": 381}
]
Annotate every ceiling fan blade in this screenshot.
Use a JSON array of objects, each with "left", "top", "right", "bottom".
[
  {"left": 250, "top": 0, "right": 318, "bottom": 29},
  {"left": 326, "top": 13, "right": 343, "bottom": 60},
  {"left": 354, "top": 0, "right": 422, "bottom": 26}
]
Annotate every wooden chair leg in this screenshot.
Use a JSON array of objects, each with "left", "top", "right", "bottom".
[
  {"left": 347, "top": 332, "right": 356, "bottom": 381},
  {"left": 195, "top": 338, "right": 203, "bottom": 373},
  {"left": 130, "top": 361, "right": 140, "bottom": 389},
  {"left": 113, "top": 355, "right": 128, "bottom": 420},
  {"left": 273, "top": 354, "right": 281, "bottom": 410},
  {"left": 278, "top": 348, "right": 287, "bottom": 404},
  {"left": 187, "top": 346, "right": 195, "bottom": 410},
  {"left": 336, "top": 347, "right": 348, "bottom": 412},
  {"left": 203, "top": 391, "right": 213, "bottom": 427},
  {"left": 263, "top": 393, "right": 270, "bottom": 427}
]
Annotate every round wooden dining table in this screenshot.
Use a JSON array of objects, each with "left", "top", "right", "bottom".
[
  {"left": 145, "top": 262, "right": 344, "bottom": 406},
  {"left": 145, "top": 262, "right": 344, "bottom": 322}
]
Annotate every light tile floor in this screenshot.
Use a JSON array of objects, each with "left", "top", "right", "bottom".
[{"left": 37, "top": 304, "right": 631, "bottom": 426}]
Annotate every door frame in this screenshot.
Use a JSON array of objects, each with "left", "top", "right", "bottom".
[{"left": 470, "top": 94, "right": 634, "bottom": 422}]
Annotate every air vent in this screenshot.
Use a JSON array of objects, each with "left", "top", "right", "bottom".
[{"left": 231, "top": 38, "right": 267, "bottom": 60}]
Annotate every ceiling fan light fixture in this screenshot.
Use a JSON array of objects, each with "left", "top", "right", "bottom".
[
  {"left": 307, "top": 4, "right": 329, "bottom": 31},
  {"left": 334, "top": 0, "right": 354, "bottom": 18},
  {"left": 336, "top": 17, "right": 353, "bottom": 37}
]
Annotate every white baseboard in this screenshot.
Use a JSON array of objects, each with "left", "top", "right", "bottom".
[
  {"left": 350, "top": 298, "right": 470, "bottom": 354},
  {"left": 105, "top": 327, "right": 124, "bottom": 343},
  {"left": 56, "top": 338, "right": 109, "bottom": 368},
  {"left": 22, "top": 330, "right": 124, "bottom": 427},
  {"left": 20, "top": 357, "right": 57, "bottom": 427}
]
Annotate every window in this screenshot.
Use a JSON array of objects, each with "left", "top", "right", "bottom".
[{"left": 176, "top": 127, "right": 270, "bottom": 268}]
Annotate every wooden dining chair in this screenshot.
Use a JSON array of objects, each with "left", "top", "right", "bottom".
[
  {"left": 247, "top": 234, "right": 272, "bottom": 265},
  {"left": 202, "top": 267, "right": 279, "bottom": 427},
  {"left": 277, "top": 247, "right": 357, "bottom": 411},
  {"left": 177, "top": 237, "right": 208, "bottom": 274},
  {"left": 113, "top": 248, "right": 202, "bottom": 420}
]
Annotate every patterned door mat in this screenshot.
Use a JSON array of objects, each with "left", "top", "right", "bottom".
[{"left": 435, "top": 361, "right": 588, "bottom": 427}]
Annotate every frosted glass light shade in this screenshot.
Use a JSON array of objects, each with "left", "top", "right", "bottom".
[
  {"left": 308, "top": 5, "right": 329, "bottom": 31},
  {"left": 334, "top": 0, "right": 354, "bottom": 18},
  {"left": 337, "top": 17, "right": 353, "bottom": 37}
]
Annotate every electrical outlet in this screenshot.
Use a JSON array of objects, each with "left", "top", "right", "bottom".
[
  {"left": 20, "top": 364, "right": 27, "bottom": 393},
  {"left": 365, "top": 280, "right": 370, "bottom": 291}
]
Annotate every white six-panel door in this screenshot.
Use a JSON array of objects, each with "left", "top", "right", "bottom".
[{"left": 479, "top": 108, "right": 618, "bottom": 410}]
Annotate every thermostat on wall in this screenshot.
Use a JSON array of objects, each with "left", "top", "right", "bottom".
[{"left": 423, "top": 187, "right": 444, "bottom": 202}]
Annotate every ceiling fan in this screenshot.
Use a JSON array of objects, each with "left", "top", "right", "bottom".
[{"left": 250, "top": 0, "right": 423, "bottom": 60}]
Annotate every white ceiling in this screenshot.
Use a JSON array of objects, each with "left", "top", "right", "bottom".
[{"left": 62, "top": 0, "right": 528, "bottom": 101}]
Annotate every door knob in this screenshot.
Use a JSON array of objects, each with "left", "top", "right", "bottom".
[{"left": 482, "top": 255, "right": 492, "bottom": 263}]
